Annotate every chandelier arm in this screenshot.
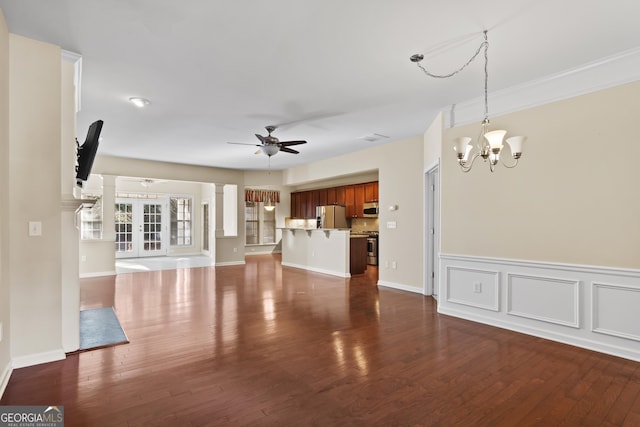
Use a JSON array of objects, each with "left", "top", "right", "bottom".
[
  {"left": 460, "top": 152, "right": 481, "bottom": 172},
  {"left": 413, "top": 37, "right": 488, "bottom": 80}
]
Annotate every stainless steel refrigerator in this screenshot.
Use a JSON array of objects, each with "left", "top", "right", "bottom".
[{"left": 316, "top": 205, "right": 347, "bottom": 229}]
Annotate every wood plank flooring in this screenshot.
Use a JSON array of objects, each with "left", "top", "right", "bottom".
[{"left": 2, "top": 254, "right": 640, "bottom": 426}]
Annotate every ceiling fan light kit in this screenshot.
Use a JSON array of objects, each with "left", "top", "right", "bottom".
[
  {"left": 410, "top": 30, "right": 527, "bottom": 173},
  {"left": 227, "top": 125, "right": 308, "bottom": 167}
]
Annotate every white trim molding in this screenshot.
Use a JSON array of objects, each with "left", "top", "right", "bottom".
[
  {"left": 444, "top": 46, "right": 640, "bottom": 128},
  {"left": 506, "top": 274, "right": 580, "bottom": 328},
  {"left": 378, "top": 280, "right": 424, "bottom": 294},
  {"left": 0, "top": 361, "right": 11, "bottom": 399},
  {"left": 592, "top": 282, "right": 640, "bottom": 342},
  {"left": 439, "top": 254, "right": 640, "bottom": 362},
  {"left": 12, "top": 349, "right": 66, "bottom": 369}
]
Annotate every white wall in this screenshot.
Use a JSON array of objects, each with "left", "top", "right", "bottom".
[
  {"left": 8, "top": 34, "right": 66, "bottom": 367},
  {"left": 0, "top": 7, "right": 11, "bottom": 395}
]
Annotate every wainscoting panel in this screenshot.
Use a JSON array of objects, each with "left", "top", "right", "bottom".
[
  {"left": 507, "top": 274, "right": 580, "bottom": 328},
  {"left": 446, "top": 266, "right": 499, "bottom": 311},
  {"left": 592, "top": 282, "right": 640, "bottom": 342},
  {"left": 439, "top": 254, "right": 640, "bottom": 362}
]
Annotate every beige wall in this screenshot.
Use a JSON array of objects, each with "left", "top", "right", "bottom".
[
  {"left": 0, "top": 8, "right": 11, "bottom": 386},
  {"left": 9, "top": 34, "right": 64, "bottom": 361},
  {"left": 284, "top": 136, "right": 425, "bottom": 290},
  {"left": 442, "top": 81, "right": 640, "bottom": 269}
]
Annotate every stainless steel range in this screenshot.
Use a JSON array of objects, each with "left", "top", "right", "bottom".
[{"left": 366, "top": 232, "right": 378, "bottom": 265}]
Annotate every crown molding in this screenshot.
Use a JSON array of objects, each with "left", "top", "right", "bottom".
[
  {"left": 444, "top": 46, "right": 640, "bottom": 128},
  {"left": 61, "top": 49, "right": 82, "bottom": 113}
]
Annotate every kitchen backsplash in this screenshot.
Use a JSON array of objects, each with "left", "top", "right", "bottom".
[{"left": 350, "top": 217, "right": 379, "bottom": 232}]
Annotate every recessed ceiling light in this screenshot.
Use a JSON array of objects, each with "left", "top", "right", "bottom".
[
  {"left": 359, "top": 133, "right": 389, "bottom": 142},
  {"left": 128, "top": 97, "right": 150, "bottom": 108}
]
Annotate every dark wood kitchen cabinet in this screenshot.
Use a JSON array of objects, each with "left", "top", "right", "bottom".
[
  {"left": 326, "top": 187, "right": 337, "bottom": 205},
  {"left": 290, "top": 180, "right": 378, "bottom": 218},
  {"left": 318, "top": 188, "right": 328, "bottom": 207},
  {"left": 364, "top": 181, "right": 378, "bottom": 202},
  {"left": 335, "top": 186, "right": 346, "bottom": 206},
  {"left": 344, "top": 185, "right": 355, "bottom": 217},
  {"left": 354, "top": 184, "right": 365, "bottom": 218}
]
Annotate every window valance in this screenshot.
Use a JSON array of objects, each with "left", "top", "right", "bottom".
[{"left": 244, "top": 189, "right": 280, "bottom": 203}]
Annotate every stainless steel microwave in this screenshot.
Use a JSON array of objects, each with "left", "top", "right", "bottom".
[{"left": 363, "top": 202, "right": 379, "bottom": 217}]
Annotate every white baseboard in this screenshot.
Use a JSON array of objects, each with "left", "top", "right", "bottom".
[
  {"left": 0, "top": 360, "right": 12, "bottom": 399},
  {"left": 439, "top": 254, "right": 640, "bottom": 362},
  {"left": 215, "top": 261, "right": 246, "bottom": 267},
  {"left": 378, "top": 280, "right": 423, "bottom": 294},
  {"left": 245, "top": 250, "right": 282, "bottom": 256},
  {"left": 281, "top": 262, "right": 350, "bottom": 278},
  {"left": 80, "top": 271, "right": 116, "bottom": 278},
  {"left": 12, "top": 349, "right": 65, "bottom": 369}
]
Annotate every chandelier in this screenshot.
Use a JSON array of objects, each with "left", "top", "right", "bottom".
[{"left": 410, "top": 31, "right": 526, "bottom": 172}]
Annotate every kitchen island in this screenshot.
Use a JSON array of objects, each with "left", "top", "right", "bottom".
[{"left": 281, "top": 228, "right": 367, "bottom": 277}]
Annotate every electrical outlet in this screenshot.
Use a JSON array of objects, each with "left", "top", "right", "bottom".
[
  {"left": 311, "top": 251, "right": 315, "bottom": 257},
  {"left": 473, "top": 282, "right": 482, "bottom": 293},
  {"left": 385, "top": 261, "right": 389, "bottom": 269},
  {"left": 233, "top": 247, "right": 237, "bottom": 253},
  {"left": 391, "top": 261, "right": 397, "bottom": 269}
]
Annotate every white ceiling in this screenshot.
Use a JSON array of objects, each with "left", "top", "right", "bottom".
[{"left": 1, "top": 0, "right": 639, "bottom": 171}]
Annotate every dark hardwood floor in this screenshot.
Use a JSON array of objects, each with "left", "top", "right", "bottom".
[{"left": 2, "top": 254, "right": 640, "bottom": 426}]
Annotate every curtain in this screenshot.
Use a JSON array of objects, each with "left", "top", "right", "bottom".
[{"left": 244, "top": 189, "right": 280, "bottom": 203}]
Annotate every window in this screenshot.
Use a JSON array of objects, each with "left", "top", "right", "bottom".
[
  {"left": 170, "top": 197, "right": 192, "bottom": 246},
  {"left": 245, "top": 201, "right": 276, "bottom": 245},
  {"left": 80, "top": 197, "right": 103, "bottom": 240}
]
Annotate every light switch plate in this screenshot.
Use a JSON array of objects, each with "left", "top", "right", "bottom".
[
  {"left": 386, "top": 221, "right": 397, "bottom": 229},
  {"left": 29, "top": 221, "right": 42, "bottom": 236}
]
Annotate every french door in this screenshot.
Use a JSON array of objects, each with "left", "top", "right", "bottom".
[{"left": 115, "top": 198, "right": 169, "bottom": 258}]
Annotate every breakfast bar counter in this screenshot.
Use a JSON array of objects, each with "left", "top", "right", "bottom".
[{"left": 281, "top": 228, "right": 365, "bottom": 278}]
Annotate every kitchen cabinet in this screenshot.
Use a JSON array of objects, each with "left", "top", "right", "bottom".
[
  {"left": 318, "top": 188, "right": 328, "bottom": 207},
  {"left": 290, "top": 192, "right": 300, "bottom": 218},
  {"left": 290, "top": 180, "right": 378, "bottom": 218},
  {"left": 354, "top": 184, "right": 365, "bottom": 218},
  {"left": 349, "top": 236, "right": 367, "bottom": 275},
  {"left": 364, "top": 181, "right": 378, "bottom": 202},
  {"left": 336, "top": 186, "right": 346, "bottom": 206},
  {"left": 344, "top": 185, "right": 355, "bottom": 217},
  {"left": 308, "top": 190, "right": 319, "bottom": 219},
  {"left": 326, "top": 187, "right": 337, "bottom": 205}
]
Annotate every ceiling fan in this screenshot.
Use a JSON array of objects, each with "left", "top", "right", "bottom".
[{"left": 227, "top": 125, "right": 307, "bottom": 157}]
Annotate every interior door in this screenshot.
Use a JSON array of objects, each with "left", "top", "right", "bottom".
[
  {"left": 115, "top": 198, "right": 168, "bottom": 258},
  {"left": 426, "top": 165, "right": 440, "bottom": 298}
]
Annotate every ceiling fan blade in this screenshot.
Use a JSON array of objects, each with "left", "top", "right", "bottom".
[
  {"left": 254, "top": 149, "right": 262, "bottom": 155},
  {"left": 279, "top": 147, "right": 300, "bottom": 154},
  {"left": 227, "top": 142, "right": 261, "bottom": 146},
  {"left": 279, "top": 140, "right": 307, "bottom": 146},
  {"left": 255, "top": 134, "right": 267, "bottom": 143}
]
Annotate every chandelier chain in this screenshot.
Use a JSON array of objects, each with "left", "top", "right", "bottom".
[{"left": 413, "top": 32, "right": 488, "bottom": 80}]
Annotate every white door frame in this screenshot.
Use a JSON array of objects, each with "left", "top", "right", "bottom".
[{"left": 424, "top": 162, "right": 440, "bottom": 297}]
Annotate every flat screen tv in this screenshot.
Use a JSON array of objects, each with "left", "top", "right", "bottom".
[{"left": 75, "top": 120, "right": 103, "bottom": 187}]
